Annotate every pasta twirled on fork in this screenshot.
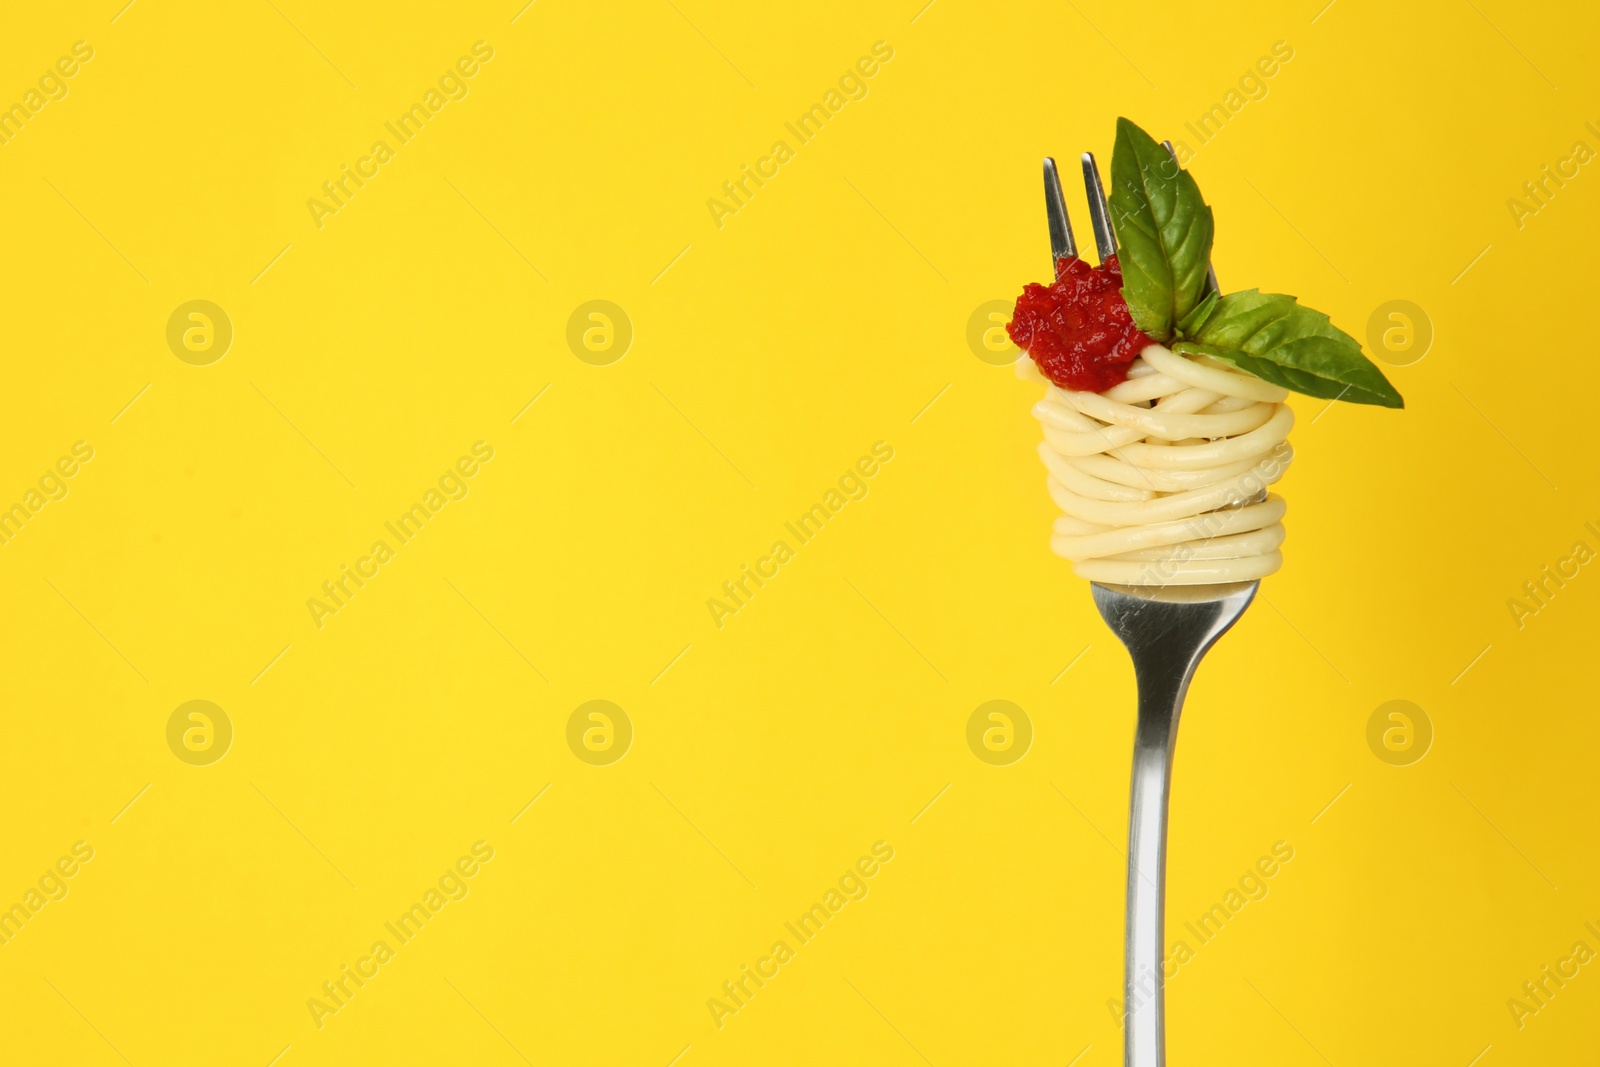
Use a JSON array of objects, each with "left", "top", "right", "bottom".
[{"left": 1025, "top": 343, "right": 1294, "bottom": 586}]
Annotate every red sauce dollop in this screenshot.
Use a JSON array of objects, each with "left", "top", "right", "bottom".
[{"left": 1007, "top": 255, "right": 1154, "bottom": 392}]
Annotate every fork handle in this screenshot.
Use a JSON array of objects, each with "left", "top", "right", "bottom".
[
  {"left": 1124, "top": 662, "right": 1191, "bottom": 1067},
  {"left": 1091, "top": 582, "right": 1257, "bottom": 1067}
]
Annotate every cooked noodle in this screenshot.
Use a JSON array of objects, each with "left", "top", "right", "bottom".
[{"left": 1022, "top": 343, "right": 1294, "bottom": 586}]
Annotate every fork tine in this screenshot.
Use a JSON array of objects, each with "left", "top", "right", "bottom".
[
  {"left": 1159, "top": 139, "right": 1220, "bottom": 295},
  {"left": 1081, "top": 152, "right": 1116, "bottom": 263},
  {"left": 1043, "top": 157, "right": 1076, "bottom": 266}
]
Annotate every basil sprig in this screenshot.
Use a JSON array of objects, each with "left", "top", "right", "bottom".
[
  {"left": 1176, "top": 291, "right": 1403, "bottom": 408},
  {"left": 1109, "top": 118, "right": 1214, "bottom": 341},
  {"left": 1107, "top": 117, "right": 1403, "bottom": 409}
]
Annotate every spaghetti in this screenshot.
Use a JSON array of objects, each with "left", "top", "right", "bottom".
[{"left": 1024, "top": 343, "right": 1294, "bottom": 586}]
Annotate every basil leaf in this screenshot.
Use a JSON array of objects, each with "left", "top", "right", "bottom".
[
  {"left": 1109, "top": 117, "right": 1214, "bottom": 342},
  {"left": 1177, "top": 290, "right": 1404, "bottom": 408}
]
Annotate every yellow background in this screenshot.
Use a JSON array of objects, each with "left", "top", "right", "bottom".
[{"left": 2, "top": 0, "right": 1596, "bottom": 1063}]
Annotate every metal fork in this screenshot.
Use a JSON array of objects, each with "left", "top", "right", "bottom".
[
  {"left": 1043, "top": 151, "right": 1256, "bottom": 1067},
  {"left": 1043, "top": 147, "right": 1217, "bottom": 292}
]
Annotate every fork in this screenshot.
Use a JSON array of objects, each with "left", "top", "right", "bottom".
[{"left": 1043, "top": 151, "right": 1256, "bottom": 1067}]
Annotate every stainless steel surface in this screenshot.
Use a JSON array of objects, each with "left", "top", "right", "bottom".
[
  {"left": 1043, "top": 157, "right": 1076, "bottom": 264},
  {"left": 1092, "top": 581, "right": 1258, "bottom": 1067},
  {"left": 1081, "top": 152, "right": 1116, "bottom": 262}
]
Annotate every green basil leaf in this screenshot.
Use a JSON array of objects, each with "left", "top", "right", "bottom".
[
  {"left": 1108, "top": 117, "right": 1214, "bottom": 342},
  {"left": 1176, "top": 290, "right": 1404, "bottom": 408}
]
